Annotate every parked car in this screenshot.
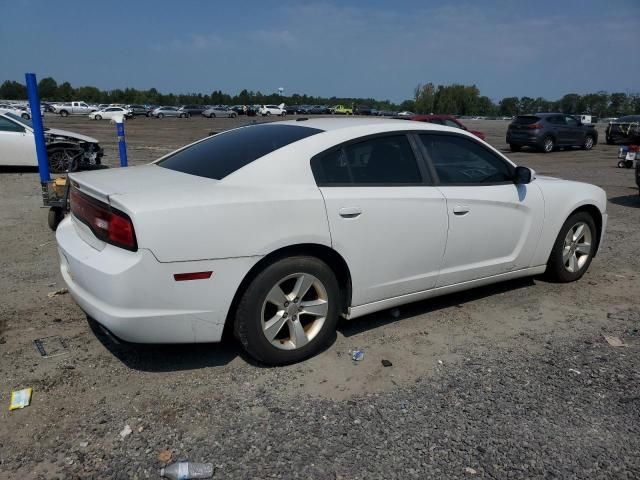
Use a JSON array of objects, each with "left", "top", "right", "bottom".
[
  {"left": 126, "top": 105, "right": 151, "bottom": 116},
  {"left": 296, "top": 105, "right": 313, "bottom": 114},
  {"left": 179, "top": 105, "right": 206, "bottom": 116},
  {"left": 0, "top": 104, "right": 32, "bottom": 119},
  {"left": 0, "top": 112, "right": 103, "bottom": 172},
  {"left": 89, "top": 107, "right": 133, "bottom": 121},
  {"left": 203, "top": 106, "right": 237, "bottom": 118},
  {"left": 605, "top": 115, "right": 640, "bottom": 145},
  {"left": 230, "top": 105, "right": 246, "bottom": 115},
  {"left": 56, "top": 118, "right": 607, "bottom": 365},
  {"left": 507, "top": 113, "right": 598, "bottom": 153},
  {"left": 331, "top": 105, "right": 353, "bottom": 115},
  {"left": 308, "top": 105, "right": 330, "bottom": 114},
  {"left": 408, "top": 114, "right": 486, "bottom": 140},
  {"left": 51, "top": 101, "right": 96, "bottom": 117},
  {"left": 354, "top": 105, "right": 374, "bottom": 115},
  {"left": 285, "top": 105, "right": 300, "bottom": 115},
  {"left": 259, "top": 104, "right": 286, "bottom": 116},
  {"left": 397, "top": 111, "right": 414, "bottom": 117},
  {"left": 151, "top": 106, "right": 189, "bottom": 118}
]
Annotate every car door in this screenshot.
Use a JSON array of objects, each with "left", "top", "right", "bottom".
[
  {"left": 0, "top": 116, "right": 36, "bottom": 166},
  {"left": 419, "top": 132, "right": 544, "bottom": 287},
  {"left": 564, "top": 115, "right": 583, "bottom": 145},
  {"left": 313, "top": 133, "right": 448, "bottom": 306}
]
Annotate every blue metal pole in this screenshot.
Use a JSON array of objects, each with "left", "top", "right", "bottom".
[
  {"left": 116, "top": 120, "right": 128, "bottom": 167},
  {"left": 25, "top": 73, "right": 50, "bottom": 183}
]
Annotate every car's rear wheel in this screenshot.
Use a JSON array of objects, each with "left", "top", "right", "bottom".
[
  {"left": 59, "top": 110, "right": 69, "bottom": 117},
  {"left": 546, "top": 212, "right": 596, "bottom": 282},
  {"left": 583, "top": 135, "right": 594, "bottom": 150},
  {"left": 234, "top": 256, "right": 340, "bottom": 365},
  {"left": 541, "top": 136, "right": 555, "bottom": 153},
  {"left": 509, "top": 143, "right": 521, "bottom": 152}
]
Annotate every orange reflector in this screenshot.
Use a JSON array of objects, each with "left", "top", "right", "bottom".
[{"left": 173, "top": 271, "right": 213, "bottom": 281}]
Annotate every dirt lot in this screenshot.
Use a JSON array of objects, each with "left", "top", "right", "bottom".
[{"left": 1, "top": 116, "right": 639, "bottom": 479}]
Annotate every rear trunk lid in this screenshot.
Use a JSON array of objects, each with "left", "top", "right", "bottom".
[{"left": 509, "top": 115, "right": 541, "bottom": 131}]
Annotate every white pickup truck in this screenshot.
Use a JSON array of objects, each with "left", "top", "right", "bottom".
[{"left": 51, "top": 101, "right": 96, "bottom": 117}]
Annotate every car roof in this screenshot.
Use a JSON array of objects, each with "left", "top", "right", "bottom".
[
  {"left": 408, "top": 114, "right": 456, "bottom": 121},
  {"left": 274, "top": 117, "right": 448, "bottom": 132}
]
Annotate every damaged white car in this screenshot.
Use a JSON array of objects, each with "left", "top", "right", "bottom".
[{"left": 0, "top": 112, "right": 103, "bottom": 172}]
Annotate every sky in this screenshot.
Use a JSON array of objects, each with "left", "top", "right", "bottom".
[{"left": 2, "top": 0, "right": 639, "bottom": 103}]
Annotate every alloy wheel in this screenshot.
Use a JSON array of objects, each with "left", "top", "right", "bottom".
[
  {"left": 543, "top": 137, "right": 554, "bottom": 152},
  {"left": 584, "top": 136, "right": 594, "bottom": 149},
  {"left": 260, "top": 273, "right": 329, "bottom": 350},
  {"left": 562, "top": 221, "right": 592, "bottom": 273}
]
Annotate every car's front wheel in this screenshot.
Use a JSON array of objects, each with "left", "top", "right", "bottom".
[
  {"left": 157, "top": 113, "right": 164, "bottom": 119},
  {"left": 95, "top": 114, "right": 102, "bottom": 120},
  {"left": 234, "top": 256, "right": 340, "bottom": 365},
  {"left": 583, "top": 135, "right": 595, "bottom": 150},
  {"left": 546, "top": 212, "right": 596, "bottom": 282},
  {"left": 509, "top": 143, "right": 521, "bottom": 152}
]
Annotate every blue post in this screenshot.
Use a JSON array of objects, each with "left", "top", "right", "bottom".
[
  {"left": 25, "top": 73, "right": 50, "bottom": 183},
  {"left": 116, "top": 120, "right": 128, "bottom": 167}
]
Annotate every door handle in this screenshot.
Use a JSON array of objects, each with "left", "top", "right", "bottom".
[
  {"left": 453, "top": 205, "right": 470, "bottom": 216},
  {"left": 339, "top": 207, "right": 362, "bottom": 218}
]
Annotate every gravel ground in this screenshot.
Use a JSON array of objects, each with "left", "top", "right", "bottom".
[{"left": 1, "top": 116, "right": 639, "bottom": 479}]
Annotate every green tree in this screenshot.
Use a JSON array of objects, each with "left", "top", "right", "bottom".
[
  {"left": 0, "top": 80, "right": 27, "bottom": 99},
  {"left": 414, "top": 82, "right": 436, "bottom": 114},
  {"left": 499, "top": 97, "right": 519, "bottom": 116},
  {"left": 37, "top": 77, "right": 58, "bottom": 99}
]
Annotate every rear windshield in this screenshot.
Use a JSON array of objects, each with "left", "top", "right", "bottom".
[
  {"left": 512, "top": 116, "right": 540, "bottom": 125},
  {"left": 157, "top": 124, "right": 323, "bottom": 180}
]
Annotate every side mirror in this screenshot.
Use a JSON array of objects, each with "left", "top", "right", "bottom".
[{"left": 514, "top": 166, "right": 532, "bottom": 184}]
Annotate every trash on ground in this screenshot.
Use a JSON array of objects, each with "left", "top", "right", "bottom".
[
  {"left": 438, "top": 360, "right": 444, "bottom": 365},
  {"left": 158, "top": 448, "right": 173, "bottom": 463},
  {"left": 465, "top": 467, "right": 477, "bottom": 475},
  {"left": 79, "top": 441, "right": 89, "bottom": 448},
  {"left": 604, "top": 335, "right": 625, "bottom": 347},
  {"left": 160, "top": 461, "right": 214, "bottom": 479},
  {"left": 119, "top": 424, "right": 132, "bottom": 439},
  {"left": 381, "top": 359, "right": 393, "bottom": 367},
  {"left": 568, "top": 368, "right": 581, "bottom": 375},
  {"left": 351, "top": 349, "right": 364, "bottom": 361},
  {"left": 47, "top": 287, "right": 68, "bottom": 298},
  {"left": 9, "top": 388, "right": 33, "bottom": 411},
  {"left": 33, "top": 336, "right": 69, "bottom": 358}
]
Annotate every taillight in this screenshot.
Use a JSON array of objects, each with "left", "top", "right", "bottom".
[
  {"left": 525, "top": 123, "right": 543, "bottom": 129},
  {"left": 70, "top": 188, "right": 137, "bottom": 251}
]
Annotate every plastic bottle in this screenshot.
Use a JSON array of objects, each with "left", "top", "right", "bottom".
[{"left": 160, "top": 462, "right": 214, "bottom": 479}]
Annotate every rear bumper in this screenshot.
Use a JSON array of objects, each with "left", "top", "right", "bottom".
[
  {"left": 56, "top": 217, "right": 259, "bottom": 344},
  {"left": 506, "top": 132, "right": 542, "bottom": 146}
]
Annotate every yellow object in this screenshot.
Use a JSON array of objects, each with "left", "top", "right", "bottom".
[
  {"left": 52, "top": 177, "right": 67, "bottom": 198},
  {"left": 9, "top": 388, "right": 32, "bottom": 411}
]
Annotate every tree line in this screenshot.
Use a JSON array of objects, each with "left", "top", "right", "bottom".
[{"left": 1, "top": 77, "right": 638, "bottom": 117}]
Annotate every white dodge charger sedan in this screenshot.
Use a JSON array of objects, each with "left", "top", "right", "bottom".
[{"left": 56, "top": 118, "right": 607, "bottom": 364}]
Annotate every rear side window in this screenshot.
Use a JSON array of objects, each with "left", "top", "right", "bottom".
[
  {"left": 421, "top": 134, "right": 513, "bottom": 185},
  {"left": 158, "top": 124, "right": 322, "bottom": 180},
  {"left": 512, "top": 116, "right": 540, "bottom": 125},
  {"left": 312, "top": 135, "right": 423, "bottom": 185}
]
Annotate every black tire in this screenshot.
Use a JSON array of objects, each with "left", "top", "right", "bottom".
[
  {"left": 625, "top": 160, "right": 634, "bottom": 169},
  {"left": 266, "top": 111, "right": 271, "bottom": 116},
  {"left": 95, "top": 114, "right": 102, "bottom": 120},
  {"left": 582, "top": 135, "right": 595, "bottom": 150},
  {"left": 541, "top": 136, "right": 555, "bottom": 153},
  {"left": 231, "top": 113, "right": 237, "bottom": 118},
  {"left": 606, "top": 137, "right": 614, "bottom": 145},
  {"left": 158, "top": 113, "right": 164, "bottom": 119},
  {"left": 48, "top": 208, "right": 65, "bottom": 231},
  {"left": 618, "top": 160, "right": 627, "bottom": 168},
  {"left": 545, "top": 211, "right": 596, "bottom": 283},
  {"left": 146, "top": 112, "right": 151, "bottom": 117},
  {"left": 59, "top": 110, "right": 69, "bottom": 117},
  {"left": 509, "top": 144, "right": 521, "bottom": 152},
  {"left": 210, "top": 113, "right": 216, "bottom": 118},
  {"left": 22, "top": 113, "right": 30, "bottom": 120},
  {"left": 234, "top": 256, "right": 340, "bottom": 365}
]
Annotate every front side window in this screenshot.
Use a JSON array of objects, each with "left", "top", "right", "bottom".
[
  {"left": 158, "top": 124, "right": 322, "bottom": 180},
  {"left": 0, "top": 117, "right": 25, "bottom": 133},
  {"left": 421, "top": 134, "right": 513, "bottom": 185},
  {"left": 312, "top": 135, "right": 423, "bottom": 185},
  {"left": 565, "top": 116, "right": 579, "bottom": 127}
]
